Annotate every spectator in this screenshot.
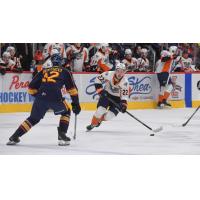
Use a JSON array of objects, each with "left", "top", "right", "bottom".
[
  {"left": 14, "top": 43, "right": 33, "bottom": 70},
  {"left": 134, "top": 45, "right": 142, "bottom": 59}
]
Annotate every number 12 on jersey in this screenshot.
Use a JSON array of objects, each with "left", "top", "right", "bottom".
[{"left": 42, "top": 71, "right": 59, "bottom": 83}]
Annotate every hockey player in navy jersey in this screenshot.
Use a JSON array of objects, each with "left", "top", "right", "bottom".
[{"left": 7, "top": 53, "right": 81, "bottom": 146}]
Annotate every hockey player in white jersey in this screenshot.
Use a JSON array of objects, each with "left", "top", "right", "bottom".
[
  {"left": 66, "top": 43, "right": 89, "bottom": 72},
  {"left": 122, "top": 49, "right": 138, "bottom": 72},
  {"left": 42, "top": 43, "right": 66, "bottom": 68},
  {"left": 156, "top": 49, "right": 176, "bottom": 108},
  {"left": 86, "top": 62, "right": 129, "bottom": 131},
  {"left": 90, "top": 43, "right": 113, "bottom": 72}
]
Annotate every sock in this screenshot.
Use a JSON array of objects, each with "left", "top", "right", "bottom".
[
  {"left": 59, "top": 114, "right": 70, "bottom": 133},
  {"left": 91, "top": 116, "right": 101, "bottom": 126},
  {"left": 163, "top": 91, "right": 170, "bottom": 101},
  {"left": 12, "top": 119, "right": 33, "bottom": 138},
  {"left": 158, "top": 95, "right": 164, "bottom": 103}
]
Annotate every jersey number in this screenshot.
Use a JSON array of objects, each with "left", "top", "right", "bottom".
[
  {"left": 122, "top": 89, "right": 128, "bottom": 95},
  {"left": 42, "top": 71, "right": 59, "bottom": 83}
]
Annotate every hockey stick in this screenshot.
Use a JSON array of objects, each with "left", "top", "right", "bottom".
[
  {"left": 73, "top": 114, "right": 77, "bottom": 140},
  {"left": 106, "top": 96, "right": 163, "bottom": 135},
  {"left": 182, "top": 106, "right": 200, "bottom": 127}
]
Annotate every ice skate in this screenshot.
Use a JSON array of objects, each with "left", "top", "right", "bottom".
[
  {"left": 57, "top": 127, "right": 71, "bottom": 146},
  {"left": 86, "top": 124, "right": 95, "bottom": 131},
  {"left": 6, "top": 136, "right": 20, "bottom": 145},
  {"left": 157, "top": 102, "right": 164, "bottom": 109},
  {"left": 162, "top": 99, "right": 172, "bottom": 108},
  {"left": 86, "top": 121, "right": 102, "bottom": 132}
]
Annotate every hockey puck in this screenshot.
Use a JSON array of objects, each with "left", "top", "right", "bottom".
[{"left": 150, "top": 133, "right": 155, "bottom": 136}]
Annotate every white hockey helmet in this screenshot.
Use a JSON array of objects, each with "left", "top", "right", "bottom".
[
  {"left": 99, "top": 43, "right": 109, "bottom": 51},
  {"left": 115, "top": 62, "right": 126, "bottom": 71},
  {"left": 161, "top": 50, "right": 171, "bottom": 57},
  {"left": 169, "top": 46, "right": 178, "bottom": 55},
  {"left": 115, "top": 62, "right": 126, "bottom": 79},
  {"left": 125, "top": 49, "right": 132, "bottom": 55},
  {"left": 6, "top": 46, "right": 15, "bottom": 56}
]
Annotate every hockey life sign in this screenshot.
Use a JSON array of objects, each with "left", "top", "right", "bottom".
[{"left": 0, "top": 73, "right": 34, "bottom": 104}]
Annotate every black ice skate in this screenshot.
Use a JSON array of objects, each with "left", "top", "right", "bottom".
[
  {"left": 157, "top": 102, "right": 164, "bottom": 109},
  {"left": 162, "top": 99, "right": 172, "bottom": 108},
  {"left": 6, "top": 135, "right": 20, "bottom": 145},
  {"left": 86, "top": 122, "right": 101, "bottom": 132},
  {"left": 57, "top": 127, "right": 71, "bottom": 146}
]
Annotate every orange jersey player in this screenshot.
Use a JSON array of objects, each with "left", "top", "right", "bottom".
[
  {"left": 90, "top": 43, "right": 113, "bottom": 73},
  {"left": 155, "top": 48, "right": 177, "bottom": 108}
]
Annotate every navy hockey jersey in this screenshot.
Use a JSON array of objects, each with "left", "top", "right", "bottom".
[{"left": 28, "top": 66, "right": 79, "bottom": 104}]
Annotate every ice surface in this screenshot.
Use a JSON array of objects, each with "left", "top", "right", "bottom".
[{"left": 1, "top": 108, "right": 200, "bottom": 154}]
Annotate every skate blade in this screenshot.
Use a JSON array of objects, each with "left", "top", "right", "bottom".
[
  {"left": 156, "top": 105, "right": 164, "bottom": 109},
  {"left": 6, "top": 141, "right": 18, "bottom": 145},
  {"left": 58, "top": 140, "right": 70, "bottom": 146}
]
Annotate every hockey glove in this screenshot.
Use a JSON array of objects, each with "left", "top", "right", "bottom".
[
  {"left": 119, "top": 100, "right": 127, "bottom": 113},
  {"left": 0, "top": 68, "right": 6, "bottom": 75},
  {"left": 71, "top": 102, "right": 81, "bottom": 115}
]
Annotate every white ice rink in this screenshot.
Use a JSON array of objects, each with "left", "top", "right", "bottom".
[{"left": 1, "top": 108, "right": 200, "bottom": 155}]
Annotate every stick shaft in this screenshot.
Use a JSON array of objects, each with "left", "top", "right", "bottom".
[
  {"left": 106, "top": 95, "right": 153, "bottom": 131},
  {"left": 183, "top": 106, "right": 200, "bottom": 126},
  {"left": 73, "top": 115, "right": 77, "bottom": 139}
]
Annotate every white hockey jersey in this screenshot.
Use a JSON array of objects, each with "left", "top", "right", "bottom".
[
  {"left": 95, "top": 71, "right": 129, "bottom": 101},
  {"left": 0, "top": 58, "right": 16, "bottom": 70},
  {"left": 122, "top": 57, "right": 138, "bottom": 72},
  {"left": 176, "top": 56, "right": 193, "bottom": 68},
  {"left": 43, "top": 43, "right": 66, "bottom": 59},
  {"left": 90, "top": 50, "right": 113, "bottom": 72},
  {"left": 66, "top": 45, "right": 89, "bottom": 72},
  {"left": 137, "top": 58, "right": 150, "bottom": 72}
]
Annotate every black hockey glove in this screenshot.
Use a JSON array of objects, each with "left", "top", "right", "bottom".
[
  {"left": 119, "top": 100, "right": 127, "bottom": 113},
  {"left": 95, "top": 83, "right": 108, "bottom": 97},
  {"left": 0, "top": 68, "right": 6, "bottom": 75},
  {"left": 71, "top": 102, "right": 81, "bottom": 115}
]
